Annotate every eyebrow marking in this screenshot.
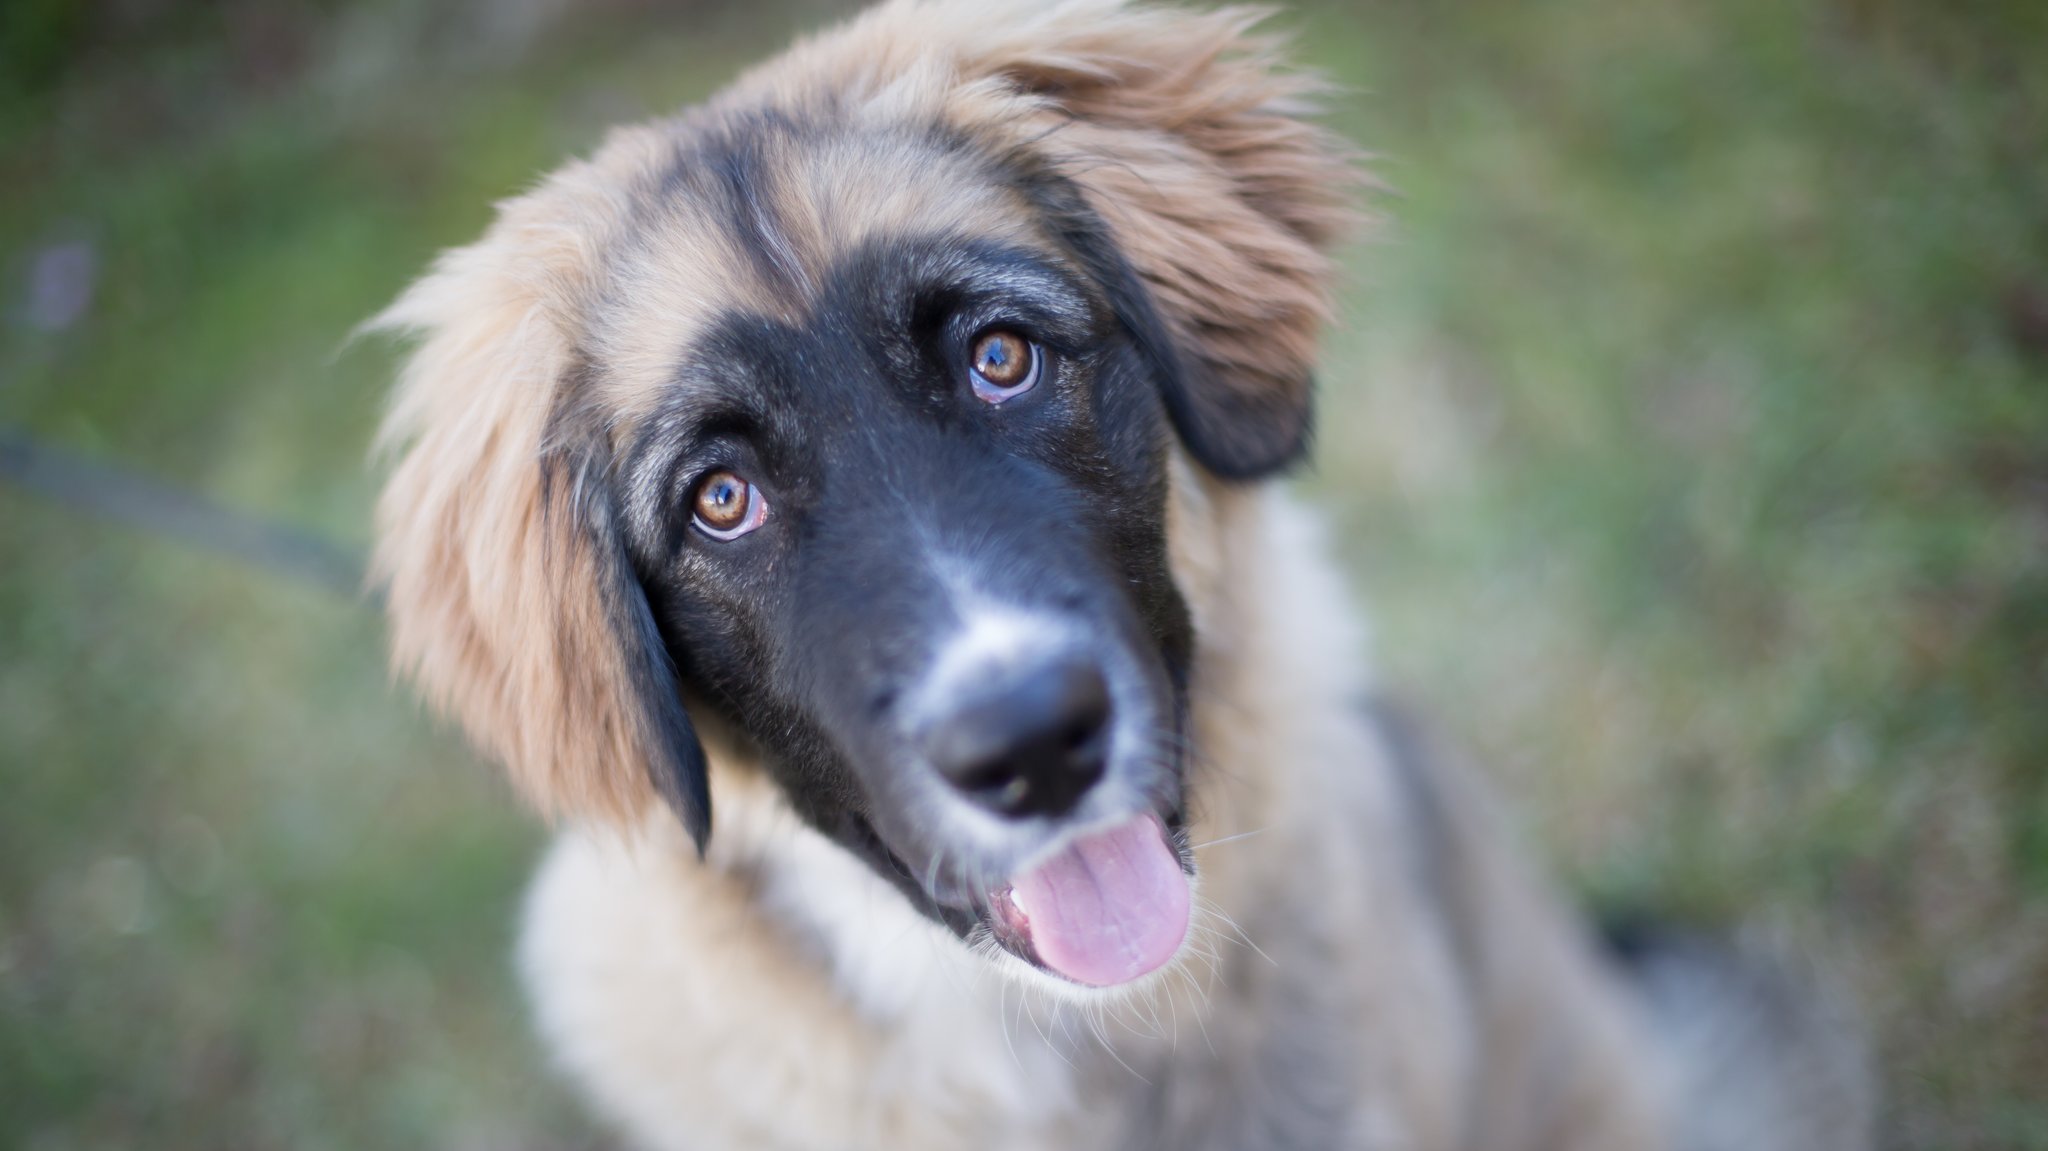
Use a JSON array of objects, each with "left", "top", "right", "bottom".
[{"left": 704, "top": 118, "right": 817, "bottom": 303}]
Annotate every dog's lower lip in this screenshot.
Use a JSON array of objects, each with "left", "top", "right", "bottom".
[{"left": 984, "top": 884, "right": 1043, "bottom": 968}]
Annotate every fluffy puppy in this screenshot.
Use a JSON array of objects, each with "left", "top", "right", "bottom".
[{"left": 369, "top": 2, "right": 1871, "bottom": 1148}]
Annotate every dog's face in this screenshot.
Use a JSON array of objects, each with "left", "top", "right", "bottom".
[
  {"left": 373, "top": 1, "right": 1352, "bottom": 989},
  {"left": 602, "top": 121, "right": 1207, "bottom": 983}
]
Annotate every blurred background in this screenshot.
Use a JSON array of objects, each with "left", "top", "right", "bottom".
[{"left": 1, "top": 0, "right": 2043, "bottom": 1146}]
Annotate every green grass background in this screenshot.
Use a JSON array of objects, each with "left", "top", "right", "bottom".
[{"left": 1, "top": 0, "right": 2042, "bottom": 1146}]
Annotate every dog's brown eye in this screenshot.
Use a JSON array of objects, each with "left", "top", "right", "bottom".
[
  {"left": 692, "top": 470, "right": 767, "bottom": 540},
  {"left": 969, "top": 329, "right": 1040, "bottom": 402}
]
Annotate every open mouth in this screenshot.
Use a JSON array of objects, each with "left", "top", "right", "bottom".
[{"left": 981, "top": 812, "right": 1192, "bottom": 987}]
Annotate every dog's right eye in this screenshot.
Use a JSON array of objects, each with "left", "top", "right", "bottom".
[
  {"left": 691, "top": 470, "right": 768, "bottom": 540},
  {"left": 968, "top": 329, "right": 1041, "bottom": 403}
]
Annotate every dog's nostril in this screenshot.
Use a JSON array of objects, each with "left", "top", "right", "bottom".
[
  {"left": 1062, "top": 720, "right": 1104, "bottom": 760},
  {"left": 924, "top": 659, "right": 1111, "bottom": 819}
]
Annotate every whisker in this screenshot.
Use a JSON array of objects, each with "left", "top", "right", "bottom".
[
  {"left": 1188, "top": 827, "right": 1269, "bottom": 852},
  {"left": 1084, "top": 1004, "right": 1152, "bottom": 1085},
  {"left": 1182, "top": 969, "right": 1218, "bottom": 1057},
  {"left": 1023, "top": 979, "right": 1059, "bottom": 1054},
  {"left": 1197, "top": 896, "right": 1280, "bottom": 970},
  {"left": 922, "top": 848, "right": 946, "bottom": 906},
  {"left": 998, "top": 971, "right": 1022, "bottom": 1068}
]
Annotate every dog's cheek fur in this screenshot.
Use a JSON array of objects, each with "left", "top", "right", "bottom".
[
  {"left": 1076, "top": 339, "right": 1197, "bottom": 680},
  {"left": 643, "top": 555, "right": 867, "bottom": 838}
]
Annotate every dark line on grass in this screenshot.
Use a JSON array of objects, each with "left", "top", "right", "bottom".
[{"left": 0, "top": 427, "right": 369, "bottom": 602}]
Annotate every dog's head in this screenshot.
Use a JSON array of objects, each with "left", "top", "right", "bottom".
[{"left": 372, "top": 0, "right": 1353, "bottom": 990}]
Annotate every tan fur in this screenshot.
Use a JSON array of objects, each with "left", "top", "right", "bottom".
[
  {"left": 369, "top": 161, "right": 649, "bottom": 824},
  {"left": 372, "top": 3, "right": 1699, "bottom": 1149}
]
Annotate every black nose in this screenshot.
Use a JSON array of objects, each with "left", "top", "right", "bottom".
[{"left": 923, "top": 658, "right": 1111, "bottom": 818}]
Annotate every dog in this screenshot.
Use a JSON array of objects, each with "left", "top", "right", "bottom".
[{"left": 369, "top": 2, "right": 1872, "bottom": 1147}]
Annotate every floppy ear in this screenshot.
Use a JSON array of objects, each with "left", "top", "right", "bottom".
[
  {"left": 367, "top": 189, "right": 711, "bottom": 849},
  {"left": 940, "top": 2, "right": 1362, "bottom": 478}
]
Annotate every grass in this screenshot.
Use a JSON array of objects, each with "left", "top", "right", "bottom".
[{"left": 1, "top": 0, "right": 2043, "bottom": 1147}]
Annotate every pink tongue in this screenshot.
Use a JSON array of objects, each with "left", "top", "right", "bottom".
[{"left": 1007, "top": 814, "right": 1190, "bottom": 987}]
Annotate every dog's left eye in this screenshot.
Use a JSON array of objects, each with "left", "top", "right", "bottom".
[
  {"left": 968, "top": 329, "right": 1041, "bottom": 403},
  {"left": 691, "top": 470, "right": 768, "bottom": 540}
]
